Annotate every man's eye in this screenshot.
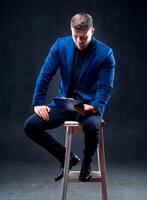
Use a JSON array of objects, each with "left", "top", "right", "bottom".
[{"left": 81, "top": 36, "right": 88, "bottom": 40}]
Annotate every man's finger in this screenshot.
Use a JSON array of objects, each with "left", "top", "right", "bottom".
[
  {"left": 46, "top": 107, "right": 50, "bottom": 112},
  {"left": 40, "top": 110, "right": 49, "bottom": 121},
  {"left": 37, "top": 111, "right": 42, "bottom": 118},
  {"left": 34, "top": 106, "right": 50, "bottom": 120},
  {"left": 34, "top": 108, "right": 42, "bottom": 118}
]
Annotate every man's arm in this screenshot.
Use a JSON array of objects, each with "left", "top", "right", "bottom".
[
  {"left": 32, "top": 39, "right": 60, "bottom": 106},
  {"left": 75, "top": 48, "right": 115, "bottom": 116},
  {"left": 32, "top": 39, "right": 60, "bottom": 120},
  {"left": 90, "top": 48, "right": 116, "bottom": 115},
  {"left": 74, "top": 104, "right": 96, "bottom": 116}
]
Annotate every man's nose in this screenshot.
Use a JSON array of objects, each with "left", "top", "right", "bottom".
[{"left": 77, "top": 37, "right": 83, "bottom": 43}]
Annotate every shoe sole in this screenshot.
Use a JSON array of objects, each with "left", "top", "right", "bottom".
[{"left": 79, "top": 174, "right": 92, "bottom": 182}]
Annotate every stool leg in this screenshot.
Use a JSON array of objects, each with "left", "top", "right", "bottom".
[
  {"left": 61, "top": 127, "right": 72, "bottom": 200},
  {"left": 98, "top": 126, "right": 108, "bottom": 200}
]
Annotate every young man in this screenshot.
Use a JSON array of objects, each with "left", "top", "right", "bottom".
[{"left": 24, "top": 13, "right": 116, "bottom": 182}]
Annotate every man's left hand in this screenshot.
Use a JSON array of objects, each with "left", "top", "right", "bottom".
[{"left": 74, "top": 104, "right": 97, "bottom": 116}]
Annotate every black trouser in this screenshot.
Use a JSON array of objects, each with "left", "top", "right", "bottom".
[{"left": 24, "top": 107, "right": 102, "bottom": 165}]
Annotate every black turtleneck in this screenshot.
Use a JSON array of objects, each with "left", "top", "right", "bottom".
[{"left": 67, "top": 41, "right": 92, "bottom": 99}]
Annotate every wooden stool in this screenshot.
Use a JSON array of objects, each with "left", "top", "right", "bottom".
[{"left": 60, "top": 120, "right": 108, "bottom": 200}]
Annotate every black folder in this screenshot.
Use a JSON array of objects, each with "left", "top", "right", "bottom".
[{"left": 53, "top": 97, "right": 84, "bottom": 111}]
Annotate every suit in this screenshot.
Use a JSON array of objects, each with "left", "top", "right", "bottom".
[
  {"left": 32, "top": 36, "right": 116, "bottom": 116},
  {"left": 24, "top": 36, "right": 116, "bottom": 169}
]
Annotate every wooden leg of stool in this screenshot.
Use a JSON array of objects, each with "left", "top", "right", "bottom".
[
  {"left": 98, "top": 126, "right": 108, "bottom": 200},
  {"left": 61, "top": 127, "right": 72, "bottom": 200}
]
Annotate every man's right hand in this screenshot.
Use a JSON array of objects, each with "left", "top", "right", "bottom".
[{"left": 34, "top": 105, "right": 50, "bottom": 121}]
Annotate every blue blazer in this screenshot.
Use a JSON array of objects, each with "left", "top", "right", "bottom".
[{"left": 32, "top": 36, "right": 116, "bottom": 116}]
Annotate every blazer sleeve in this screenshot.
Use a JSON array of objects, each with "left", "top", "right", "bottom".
[
  {"left": 90, "top": 49, "right": 116, "bottom": 115},
  {"left": 32, "top": 39, "right": 60, "bottom": 106}
]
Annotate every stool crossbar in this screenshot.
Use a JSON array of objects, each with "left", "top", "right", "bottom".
[{"left": 60, "top": 120, "right": 108, "bottom": 200}]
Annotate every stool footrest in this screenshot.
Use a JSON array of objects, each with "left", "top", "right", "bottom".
[{"left": 68, "top": 171, "right": 102, "bottom": 183}]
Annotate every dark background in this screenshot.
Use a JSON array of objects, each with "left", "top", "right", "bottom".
[{"left": 0, "top": 0, "right": 147, "bottom": 164}]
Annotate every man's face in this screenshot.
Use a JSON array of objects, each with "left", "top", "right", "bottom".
[{"left": 71, "top": 27, "right": 95, "bottom": 50}]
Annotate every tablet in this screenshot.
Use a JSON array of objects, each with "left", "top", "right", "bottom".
[{"left": 53, "top": 97, "right": 84, "bottom": 111}]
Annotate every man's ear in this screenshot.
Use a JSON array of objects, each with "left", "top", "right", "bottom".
[{"left": 92, "top": 28, "right": 95, "bottom": 34}]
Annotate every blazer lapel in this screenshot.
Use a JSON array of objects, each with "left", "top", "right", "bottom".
[
  {"left": 67, "top": 39, "right": 75, "bottom": 71},
  {"left": 66, "top": 37, "right": 75, "bottom": 88}
]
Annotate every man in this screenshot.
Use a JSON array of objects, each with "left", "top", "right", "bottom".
[{"left": 24, "top": 13, "right": 116, "bottom": 182}]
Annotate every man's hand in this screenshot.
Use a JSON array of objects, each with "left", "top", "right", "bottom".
[
  {"left": 34, "top": 105, "right": 51, "bottom": 121},
  {"left": 74, "top": 104, "right": 97, "bottom": 116}
]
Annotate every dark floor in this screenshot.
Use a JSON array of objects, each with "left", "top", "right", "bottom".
[{"left": 0, "top": 159, "right": 147, "bottom": 200}]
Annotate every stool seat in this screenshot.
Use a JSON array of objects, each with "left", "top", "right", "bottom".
[
  {"left": 64, "top": 121, "right": 79, "bottom": 126},
  {"left": 64, "top": 120, "right": 105, "bottom": 126},
  {"left": 60, "top": 120, "right": 108, "bottom": 200}
]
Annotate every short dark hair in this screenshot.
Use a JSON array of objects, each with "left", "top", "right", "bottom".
[{"left": 70, "top": 13, "right": 93, "bottom": 30}]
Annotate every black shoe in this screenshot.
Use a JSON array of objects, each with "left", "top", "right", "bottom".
[
  {"left": 79, "top": 162, "right": 92, "bottom": 182},
  {"left": 54, "top": 165, "right": 64, "bottom": 182},
  {"left": 55, "top": 154, "right": 80, "bottom": 181}
]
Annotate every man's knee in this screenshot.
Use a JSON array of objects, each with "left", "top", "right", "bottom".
[
  {"left": 82, "top": 116, "right": 100, "bottom": 133},
  {"left": 24, "top": 115, "right": 38, "bottom": 137},
  {"left": 24, "top": 118, "right": 32, "bottom": 136}
]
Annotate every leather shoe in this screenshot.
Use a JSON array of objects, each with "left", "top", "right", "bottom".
[
  {"left": 79, "top": 162, "right": 92, "bottom": 182},
  {"left": 55, "top": 154, "right": 80, "bottom": 181}
]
